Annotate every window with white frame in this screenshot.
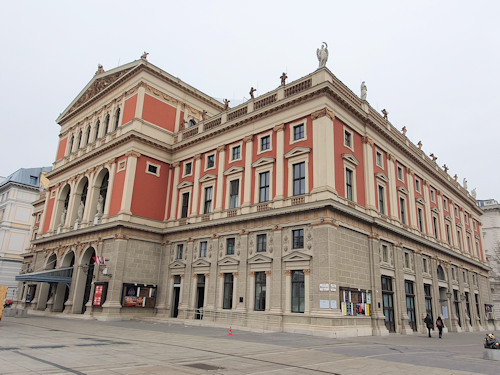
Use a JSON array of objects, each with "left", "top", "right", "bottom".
[
  {"left": 293, "top": 162, "right": 306, "bottom": 196},
  {"left": 199, "top": 241, "right": 207, "bottom": 257},
  {"left": 184, "top": 161, "right": 192, "bottom": 176},
  {"left": 146, "top": 162, "right": 160, "bottom": 177},
  {"left": 206, "top": 154, "right": 215, "bottom": 169},
  {"left": 446, "top": 223, "right": 452, "bottom": 245},
  {"left": 457, "top": 229, "right": 463, "bottom": 250},
  {"left": 203, "top": 186, "right": 213, "bottom": 214},
  {"left": 404, "top": 252, "right": 410, "bottom": 268},
  {"left": 376, "top": 150, "right": 383, "bottom": 168},
  {"left": 292, "top": 229, "right": 304, "bottom": 249},
  {"left": 346, "top": 168, "right": 354, "bottom": 201},
  {"left": 260, "top": 135, "right": 271, "bottom": 151},
  {"left": 229, "top": 179, "right": 239, "bottom": 209},
  {"left": 443, "top": 198, "right": 448, "bottom": 211},
  {"left": 231, "top": 145, "right": 241, "bottom": 161},
  {"left": 415, "top": 178, "right": 421, "bottom": 193},
  {"left": 176, "top": 244, "right": 183, "bottom": 259},
  {"left": 430, "top": 189, "right": 435, "bottom": 202},
  {"left": 344, "top": 128, "right": 353, "bottom": 149},
  {"left": 397, "top": 165, "right": 404, "bottom": 182},
  {"left": 259, "top": 171, "right": 270, "bottom": 202},
  {"left": 226, "top": 238, "right": 235, "bottom": 255},
  {"left": 433, "top": 216, "right": 439, "bottom": 240},
  {"left": 289, "top": 119, "right": 307, "bottom": 144},
  {"left": 181, "top": 192, "right": 190, "bottom": 218},
  {"left": 293, "top": 123, "right": 304, "bottom": 141},
  {"left": 400, "top": 197, "right": 407, "bottom": 225},
  {"left": 423, "top": 257, "right": 428, "bottom": 273},
  {"left": 381, "top": 244, "right": 389, "bottom": 263},
  {"left": 378, "top": 185, "right": 386, "bottom": 215}
]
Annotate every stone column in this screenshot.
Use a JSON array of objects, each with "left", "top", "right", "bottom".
[
  {"left": 102, "top": 158, "right": 117, "bottom": 220},
  {"left": 179, "top": 241, "right": 194, "bottom": 319},
  {"left": 215, "top": 146, "right": 226, "bottom": 213},
  {"left": 169, "top": 162, "right": 180, "bottom": 220},
  {"left": 274, "top": 124, "right": 285, "bottom": 205},
  {"left": 413, "top": 251, "right": 425, "bottom": 333},
  {"left": 269, "top": 227, "right": 283, "bottom": 313},
  {"left": 394, "top": 244, "right": 413, "bottom": 334},
  {"left": 367, "top": 235, "right": 388, "bottom": 335},
  {"left": 422, "top": 180, "right": 433, "bottom": 234},
  {"left": 155, "top": 243, "right": 171, "bottom": 316},
  {"left": 191, "top": 154, "right": 202, "bottom": 216},
  {"left": 284, "top": 270, "right": 291, "bottom": 313},
  {"left": 206, "top": 236, "right": 219, "bottom": 311},
  {"left": 135, "top": 85, "right": 146, "bottom": 119},
  {"left": 406, "top": 168, "right": 417, "bottom": 229},
  {"left": 446, "top": 265, "right": 458, "bottom": 332},
  {"left": 362, "top": 136, "right": 376, "bottom": 211},
  {"left": 242, "top": 135, "right": 253, "bottom": 211},
  {"left": 236, "top": 232, "right": 249, "bottom": 311},
  {"left": 311, "top": 108, "right": 336, "bottom": 198},
  {"left": 119, "top": 151, "right": 140, "bottom": 217}
]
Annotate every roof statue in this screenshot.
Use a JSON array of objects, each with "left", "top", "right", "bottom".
[
  {"left": 141, "top": 51, "right": 149, "bottom": 60},
  {"left": 442, "top": 164, "right": 449, "bottom": 173},
  {"left": 361, "top": 81, "right": 367, "bottom": 100},
  {"left": 317, "top": 42, "right": 328, "bottom": 68},
  {"left": 472, "top": 188, "right": 477, "bottom": 199},
  {"left": 95, "top": 64, "right": 105, "bottom": 75},
  {"left": 401, "top": 126, "right": 407, "bottom": 136},
  {"left": 249, "top": 87, "right": 256, "bottom": 99},
  {"left": 463, "top": 178, "right": 468, "bottom": 190},
  {"left": 430, "top": 153, "right": 437, "bottom": 162},
  {"left": 224, "top": 99, "right": 230, "bottom": 110},
  {"left": 417, "top": 141, "right": 423, "bottom": 150},
  {"left": 280, "top": 72, "right": 287, "bottom": 86},
  {"left": 381, "top": 109, "right": 388, "bottom": 120}
]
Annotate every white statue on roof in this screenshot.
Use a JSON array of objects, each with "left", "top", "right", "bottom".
[{"left": 317, "top": 42, "right": 328, "bottom": 68}]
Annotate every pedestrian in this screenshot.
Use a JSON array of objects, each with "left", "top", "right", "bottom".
[
  {"left": 424, "top": 313, "right": 433, "bottom": 337},
  {"left": 436, "top": 316, "right": 444, "bottom": 339}
]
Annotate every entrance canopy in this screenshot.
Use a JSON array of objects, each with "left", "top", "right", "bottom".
[{"left": 15, "top": 267, "right": 73, "bottom": 285}]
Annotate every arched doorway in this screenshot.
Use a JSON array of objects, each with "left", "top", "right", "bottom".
[
  {"left": 72, "top": 247, "right": 96, "bottom": 314},
  {"left": 38, "top": 253, "right": 57, "bottom": 311},
  {"left": 53, "top": 251, "right": 75, "bottom": 312}
]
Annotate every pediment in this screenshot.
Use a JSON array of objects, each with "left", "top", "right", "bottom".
[
  {"left": 466, "top": 228, "right": 473, "bottom": 234},
  {"left": 432, "top": 207, "right": 440, "bottom": 214},
  {"left": 456, "top": 222, "right": 463, "bottom": 228},
  {"left": 283, "top": 251, "right": 312, "bottom": 262},
  {"left": 199, "top": 173, "right": 217, "bottom": 183},
  {"left": 375, "top": 172, "right": 389, "bottom": 182},
  {"left": 178, "top": 180, "right": 194, "bottom": 189},
  {"left": 223, "top": 166, "right": 244, "bottom": 176},
  {"left": 193, "top": 258, "right": 211, "bottom": 267},
  {"left": 58, "top": 61, "right": 142, "bottom": 122},
  {"left": 416, "top": 197, "right": 426, "bottom": 205},
  {"left": 248, "top": 254, "right": 273, "bottom": 264},
  {"left": 284, "top": 146, "right": 311, "bottom": 159},
  {"left": 169, "top": 260, "right": 186, "bottom": 270},
  {"left": 342, "top": 153, "right": 359, "bottom": 166},
  {"left": 397, "top": 186, "right": 409, "bottom": 195},
  {"left": 252, "top": 157, "right": 275, "bottom": 168},
  {"left": 445, "top": 215, "right": 452, "bottom": 222},
  {"left": 218, "top": 256, "right": 240, "bottom": 266}
]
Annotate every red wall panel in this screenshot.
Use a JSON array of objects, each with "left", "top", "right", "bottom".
[
  {"left": 122, "top": 94, "right": 137, "bottom": 125},
  {"left": 142, "top": 94, "right": 176, "bottom": 132}
]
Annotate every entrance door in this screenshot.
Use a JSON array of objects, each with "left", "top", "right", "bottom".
[
  {"left": 172, "top": 275, "right": 181, "bottom": 318},
  {"left": 405, "top": 280, "right": 417, "bottom": 331},
  {"left": 195, "top": 275, "right": 205, "bottom": 320},
  {"left": 382, "top": 276, "right": 395, "bottom": 332}
]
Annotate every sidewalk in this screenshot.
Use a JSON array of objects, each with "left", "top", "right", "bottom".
[{"left": 0, "top": 315, "right": 498, "bottom": 374}]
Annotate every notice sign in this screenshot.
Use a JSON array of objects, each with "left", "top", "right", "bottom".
[
  {"left": 320, "top": 300, "right": 330, "bottom": 309},
  {"left": 319, "top": 283, "right": 330, "bottom": 292},
  {"left": 93, "top": 285, "right": 103, "bottom": 306}
]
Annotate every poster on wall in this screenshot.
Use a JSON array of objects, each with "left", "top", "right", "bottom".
[
  {"left": 442, "top": 305, "right": 448, "bottom": 319},
  {"left": 121, "top": 283, "right": 157, "bottom": 308},
  {"left": 93, "top": 283, "right": 108, "bottom": 306}
]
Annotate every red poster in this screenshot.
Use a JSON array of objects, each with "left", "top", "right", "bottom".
[{"left": 93, "top": 285, "right": 103, "bottom": 306}]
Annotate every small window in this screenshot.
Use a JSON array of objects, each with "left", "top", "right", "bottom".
[
  {"left": 430, "top": 189, "right": 435, "bottom": 202},
  {"left": 293, "top": 162, "right": 306, "bottom": 196},
  {"left": 382, "top": 245, "right": 388, "bottom": 263},
  {"left": 292, "top": 229, "right": 304, "bottom": 249},
  {"left": 232, "top": 145, "right": 241, "bottom": 160},
  {"left": 376, "top": 151, "right": 383, "bottom": 167},
  {"left": 404, "top": 252, "right": 410, "bottom": 268},
  {"left": 184, "top": 162, "right": 192, "bottom": 176},
  {"left": 378, "top": 185, "right": 385, "bottom": 215},
  {"left": 181, "top": 192, "right": 190, "bottom": 218},
  {"left": 473, "top": 220, "right": 477, "bottom": 230},
  {"left": 226, "top": 238, "right": 235, "bottom": 255},
  {"left": 415, "top": 179, "right": 421, "bottom": 193},
  {"left": 261, "top": 135, "right": 270, "bottom": 151},
  {"left": 199, "top": 241, "right": 207, "bottom": 258},
  {"left": 344, "top": 129, "right": 352, "bottom": 148},
  {"left": 257, "top": 234, "right": 267, "bottom": 252},
  {"left": 293, "top": 124, "right": 304, "bottom": 141},
  {"left": 30, "top": 176, "right": 38, "bottom": 185},
  {"left": 176, "top": 244, "right": 183, "bottom": 259},
  {"left": 400, "top": 197, "right": 407, "bottom": 225},
  {"left": 148, "top": 164, "right": 157, "bottom": 174},
  {"left": 229, "top": 180, "right": 239, "bottom": 209},
  {"left": 397, "top": 166, "right": 404, "bottom": 181},
  {"left": 464, "top": 212, "right": 469, "bottom": 222},
  {"left": 188, "top": 119, "right": 196, "bottom": 127},
  {"left": 259, "top": 171, "right": 270, "bottom": 203},
  {"left": 457, "top": 229, "right": 463, "bottom": 250},
  {"left": 423, "top": 258, "right": 428, "bottom": 273},
  {"left": 446, "top": 223, "right": 452, "bottom": 245},
  {"left": 443, "top": 198, "right": 448, "bottom": 211},
  {"left": 206, "top": 154, "right": 215, "bottom": 169},
  {"left": 452, "top": 267, "right": 456, "bottom": 280},
  {"left": 433, "top": 216, "right": 439, "bottom": 240},
  {"left": 204, "top": 186, "right": 213, "bottom": 214},
  {"left": 345, "top": 168, "right": 353, "bottom": 201},
  {"left": 455, "top": 206, "right": 459, "bottom": 216}
]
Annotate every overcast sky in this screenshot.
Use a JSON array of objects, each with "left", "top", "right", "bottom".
[{"left": 1, "top": 1, "right": 498, "bottom": 200}]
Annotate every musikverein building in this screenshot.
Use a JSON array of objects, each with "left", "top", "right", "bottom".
[{"left": 15, "top": 53, "right": 496, "bottom": 337}]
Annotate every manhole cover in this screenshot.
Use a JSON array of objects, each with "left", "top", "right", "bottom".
[{"left": 185, "top": 363, "right": 224, "bottom": 370}]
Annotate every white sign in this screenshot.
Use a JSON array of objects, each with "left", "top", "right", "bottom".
[
  {"left": 320, "top": 300, "right": 330, "bottom": 309},
  {"left": 319, "top": 283, "right": 330, "bottom": 292},
  {"left": 331, "top": 300, "right": 337, "bottom": 309},
  {"left": 442, "top": 305, "right": 448, "bottom": 319},
  {"left": 330, "top": 284, "right": 337, "bottom": 291}
]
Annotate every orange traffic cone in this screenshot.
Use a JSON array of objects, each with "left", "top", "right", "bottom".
[{"left": 228, "top": 326, "right": 233, "bottom": 336}]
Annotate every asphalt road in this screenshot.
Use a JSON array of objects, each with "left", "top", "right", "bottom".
[{"left": 0, "top": 315, "right": 498, "bottom": 374}]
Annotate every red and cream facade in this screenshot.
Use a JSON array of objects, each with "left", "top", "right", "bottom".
[{"left": 16, "top": 58, "right": 496, "bottom": 337}]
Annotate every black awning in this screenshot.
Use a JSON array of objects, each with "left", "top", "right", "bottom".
[{"left": 15, "top": 267, "right": 73, "bottom": 284}]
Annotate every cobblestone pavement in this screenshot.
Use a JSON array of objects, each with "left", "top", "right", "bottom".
[{"left": 0, "top": 315, "right": 498, "bottom": 374}]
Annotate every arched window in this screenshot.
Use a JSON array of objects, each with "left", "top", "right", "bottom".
[
  {"left": 76, "top": 130, "right": 82, "bottom": 149},
  {"left": 99, "top": 172, "right": 109, "bottom": 208},
  {"left": 81, "top": 181, "right": 88, "bottom": 205},
  {"left": 68, "top": 135, "right": 74, "bottom": 154},
  {"left": 114, "top": 108, "right": 120, "bottom": 130},
  {"left": 85, "top": 126, "right": 91, "bottom": 146},
  {"left": 94, "top": 120, "right": 100, "bottom": 141},
  {"left": 437, "top": 265, "right": 446, "bottom": 281},
  {"left": 104, "top": 114, "right": 110, "bottom": 135},
  {"left": 189, "top": 119, "right": 197, "bottom": 127}
]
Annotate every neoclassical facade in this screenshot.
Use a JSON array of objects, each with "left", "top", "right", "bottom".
[{"left": 16, "top": 56, "right": 496, "bottom": 337}]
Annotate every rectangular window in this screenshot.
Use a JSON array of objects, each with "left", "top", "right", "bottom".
[
  {"left": 452, "top": 267, "right": 456, "bottom": 280},
  {"left": 184, "top": 162, "right": 192, "bottom": 176},
  {"left": 199, "top": 241, "right": 207, "bottom": 258},
  {"left": 404, "top": 252, "right": 410, "bottom": 268},
  {"left": 346, "top": 168, "right": 353, "bottom": 201},
  {"left": 378, "top": 185, "right": 385, "bottom": 215},
  {"left": 430, "top": 189, "right": 435, "bottom": 202},
  {"left": 446, "top": 223, "right": 452, "bottom": 245},
  {"left": 204, "top": 187, "right": 213, "bottom": 214},
  {"left": 341, "top": 289, "right": 370, "bottom": 316},
  {"left": 415, "top": 179, "right": 421, "bottom": 193},
  {"left": 232, "top": 145, "right": 241, "bottom": 160},
  {"left": 223, "top": 273, "right": 233, "bottom": 309},
  {"left": 423, "top": 258, "right": 428, "bottom": 273},
  {"left": 176, "top": 244, "right": 183, "bottom": 259},
  {"left": 465, "top": 212, "right": 469, "bottom": 222},
  {"left": 473, "top": 220, "right": 477, "bottom": 230},
  {"left": 424, "top": 284, "right": 433, "bottom": 320},
  {"left": 443, "top": 198, "right": 448, "bottom": 211},
  {"left": 147, "top": 164, "right": 158, "bottom": 174},
  {"left": 261, "top": 135, "right": 270, "bottom": 151},
  {"left": 291, "top": 270, "right": 305, "bottom": 313},
  {"left": 376, "top": 151, "right": 383, "bottom": 167},
  {"left": 400, "top": 197, "right": 406, "bottom": 225},
  {"left": 293, "top": 124, "right": 304, "bottom": 141},
  {"left": 229, "top": 180, "right": 239, "bottom": 209},
  {"left": 181, "top": 192, "right": 190, "bottom": 218},
  {"left": 344, "top": 129, "right": 352, "bottom": 148},
  {"left": 226, "top": 238, "right": 235, "bottom": 255},
  {"left": 397, "top": 166, "right": 403, "bottom": 181},
  {"left": 30, "top": 176, "right": 38, "bottom": 185},
  {"left": 417, "top": 207, "right": 424, "bottom": 232},
  {"left": 206, "top": 154, "right": 215, "bottom": 169},
  {"left": 382, "top": 245, "right": 388, "bottom": 263},
  {"left": 457, "top": 229, "right": 463, "bottom": 250},
  {"left": 257, "top": 234, "right": 267, "bottom": 252},
  {"left": 433, "top": 216, "right": 439, "bottom": 240},
  {"left": 259, "top": 171, "right": 270, "bottom": 202},
  {"left": 292, "top": 229, "right": 304, "bottom": 249},
  {"left": 467, "top": 235, "right": 472, "bottom": 253},
  {"left": 293, "top": 162, "right": 306, "bottom": 196},
  {"left": 254, "top": 271, "right": 266, "bottom": 311}
]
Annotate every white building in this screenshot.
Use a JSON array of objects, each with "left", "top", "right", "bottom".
[
  {"left": 479, "top": 199, "right": 500, "bottom": 319},
  {"left": 0, "top": 168, "right": 51, "bottom": 300}
]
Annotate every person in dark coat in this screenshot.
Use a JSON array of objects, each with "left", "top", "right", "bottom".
[
  {"left": 435, "top": 316, "right": 444, "bottom": 338},
  {"left": 424, "top": 313, "right": 433, "bottom": 337}
]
